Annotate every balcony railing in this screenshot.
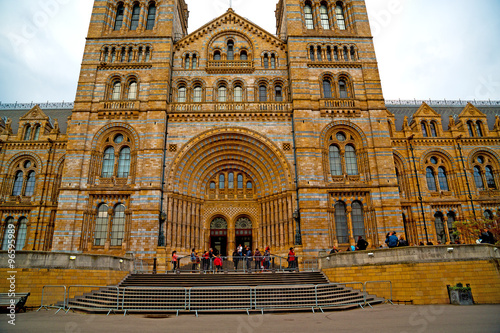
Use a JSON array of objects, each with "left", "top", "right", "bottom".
[
  {"left": 170, "top": 102, "right": 291, "bottom": 113},
  {"left": 206, "top": 60, "right": 254, "bottom": 73},
  {"left": 102, "top": 100, "right": 139, "bottom": 110},
  {"left": 321, "top": 99, "right": 357, "bottom": 109}
]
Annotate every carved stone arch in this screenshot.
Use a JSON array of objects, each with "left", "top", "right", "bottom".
[
  {"left": 393, "top": 151, "right": 408, "bottom": 171},
  {"left": 91, "top": 122, "right": 140, "bottom": 151},
  {"left": 167, "top": 127, "right": 294, "bottom": 197},
  {"left": 205, "top": 30, "right": 255, "bottom": 61},
  {"left": 420, "top": 148, "right": 456, "bottom": 171},
  {"left": 234, "top": 215, "right": 253, "bottom": 229},
  {"left": 191, "top": 78, "right": 206, "bottom": 89},
  {"left": 207, "top": 214, "right": 230, "bottom": 230},
  {"left": 320, "top": 120, "right": 368, "bottom": 147},
  {"left": 54, "top": 155, "right": 66, "bottom": 175},
  {"left": 6, "top": 152, "right": 43, "bottom": 174},
  {"left": 468, "top": 147, "right": 500, "bottom": 168},
  {"left": 214, "top": 78, "right": 229, "bottom": 88}
]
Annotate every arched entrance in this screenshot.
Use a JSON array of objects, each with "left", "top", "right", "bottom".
[
  {"left": 235, "top": 217, "right": 252, "bottom": 250},
  {"left": 210, "top": 217, "right": 227, "bottom": 255}
]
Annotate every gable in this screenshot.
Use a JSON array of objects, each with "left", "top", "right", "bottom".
[
  {"left": 458, "top": 103, "right": 487, "bottom": 119},
  {"left": 19, "top": 105, "right": 50, "bottom": 121},
  {"left": 412, "top": 102, "right": 441, "bottom": 119}
]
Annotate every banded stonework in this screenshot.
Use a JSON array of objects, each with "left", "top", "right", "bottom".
[{"left": 1, "top": 0, "right": 499, "bottom": 263}]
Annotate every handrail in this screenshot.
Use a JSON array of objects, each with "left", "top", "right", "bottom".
[
  {"left": 364, "top": 280, "right": 393, "bottom": 305},
  {"left": 37, "top": 285, "right": 66, "bottom": 314}
]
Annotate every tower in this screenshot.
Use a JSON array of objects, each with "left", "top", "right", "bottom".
[{"left": 52, "top": 0, "right": 189, "bottom": 258}]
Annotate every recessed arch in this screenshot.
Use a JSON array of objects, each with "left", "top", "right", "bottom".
[{"left": 91, "top": 122, "right": 140, "bottom": 151}]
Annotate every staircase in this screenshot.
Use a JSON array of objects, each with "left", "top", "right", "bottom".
[{"left": 65, "top": 272, "right": 383, "bottom": 314}]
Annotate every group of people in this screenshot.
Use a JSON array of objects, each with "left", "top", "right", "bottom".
[
  {"left": 385, "top": 232, "right": 409, "bottom": 248},
  {"left": 329, "top": 236, "right": 370, "bottom": 254}
]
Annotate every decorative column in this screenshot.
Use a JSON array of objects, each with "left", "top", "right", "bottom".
[{"left": 346, "top": 206, "right": 354, "bottom": 245}]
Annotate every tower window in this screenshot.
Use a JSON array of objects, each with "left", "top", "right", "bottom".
[
  {"left": 114, "top": 3, "right": 125, "bottom": 31},
  {"left": 240, "top": 51, "right": 248, "bottom": 60},
  {"left": 264, "top": 54, "right": 269, "bottom": 68},
  {"left": 178, "top": 86, "right": 186, "bottom": 103},
  {"left": 271, "top": 54, "right": 276, "bottom": 68},
  {"left": 130, "top": 4, "right": 140, "bottom": 30},
  {"left": 193, "top": 86, "right": 202, "bottom": 103},
  {"left": 185, "top": 55, "right": 190, "bottom": 69},
  {"left": 275, "top": 86, "right": 283, "bottom": 102},
  {"left": 112, "top": 81, "right": 121, "bottom": 100},
  {"left": 259, "top": 85, "right": 267, "bottom": 102},
  {"left": 146, "top": 3, "right": 157, "bottom": 30},
  {"left": 339, "top": 80, "right": 348, "bottom": 98},
  {"left": 127, "top": 81, "right": 138, "bottom": 100},
  {"left": 320, "top": 4, "right": 330, "bottom": 30},
  {"left": 24, "top": 125, "right": 32, "bottom": 141},
  {"left": 218, "top": 86, "right": 227, "bottom": 102},
  {"left": 335, "top": 2, "right": 346, "bottom": 30},
  {"left": 214, "top": 51, "right": 221, "bottom": 61},
  {"left": 234, "top": 85, "right": 243, "bottom": 102},
  {"left": 192, "top": 55, "right": 197, "bottom": 69},
  {"left": 323, "top": 79, "right": 333, "bottom": 99},
  {"left": 304, "top": 3, "right": 314, "bottom": 29},
  {"left": 227, "top": 41, "right": 234, "bottom": 60}
]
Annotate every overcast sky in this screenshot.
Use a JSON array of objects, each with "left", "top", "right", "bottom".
[{"left": 0, "top": 0, "right": 499, "bottom": 104}]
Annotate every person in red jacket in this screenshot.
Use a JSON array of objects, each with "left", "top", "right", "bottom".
[
  {"left": 288, "top": 247, "right": 296, "bottom": 271},
  {"left": 214, "top": 254, "right": 223, "bottom": 273},
  {"left": 171, "top": 251, "right": 178, "bottom": 271}
]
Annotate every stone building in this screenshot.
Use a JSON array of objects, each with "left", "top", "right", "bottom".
[{"left": 1, "top": 0, "right": 499, "bottom": 263}]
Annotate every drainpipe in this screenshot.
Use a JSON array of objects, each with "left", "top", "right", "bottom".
[{"left": 291, "top": 111, "right": 302, "bottom": 246}]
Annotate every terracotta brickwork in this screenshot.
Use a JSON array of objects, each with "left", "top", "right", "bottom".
[
  {"left": 1, "top": 0, "right": 499, "bottom": 263},
  {"left": 324, "top": 260, "right": 500, "bottom": 305}
]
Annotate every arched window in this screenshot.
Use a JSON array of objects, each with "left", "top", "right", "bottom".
[
  {"left": 430, "top": 122, "right": 438, "bottom": 137},
  {"left": 426, "top": 167, "right": 437, "bottom": 191},
  {"left": 214, "top": 51, "right": 221, "bottom": 61},
  {"left": 111, "top": 48, "right": 116, "bottom": 62},
  {"left": 467, "top": 121, "right": 475, "bottom": 137},
  {"left": 192, "top": 55, "right": 197, "bottom": 69},
  {"left": 345, "top": 145, "right": 358, "bottom": 175},
  {"left": 275, "top": 86, "right": 283, "bottom": 102},
  {"left": 395, "top": 167, "right": 402, "bottom": 192},
  {"left": 227, "top": 41, "right": 234, "bottom": 60},
  {"left": 193, "top": 85, "right": 202, "bottom": 102},
  {"left": 117, "top": 147, "right": 131, "bottom": 178},
  {"left": 473, "top": 166, "right": 484, "bottom": 189},
  {"left": 334, "top": 201, "right": 348, "bottom": 243},
  {"left": 137, "top": 46, "right": 143, "bottom": 62},
  {"left": 12, "top": 171, "right": 23, "bottom": 196},
  {"left": 101, "top": 147, "right": 115, "bottom": 178},
  {"left": 434, "top": 212, "right": 446, "bottom": 243},
  {"left": 323, "top": 79, "right": 333, "bottom": 99},
  {"left": 128, "top": 81, "right": 138, "bottom": 100},
  {"left": 421, "top": 123, "right": 428, "bottom": 137},
  {"left": 146, "top": 2, "right": 157, "bottom": 30},
  {"left": 237, "top": 174, "right": 243, "bottom": 189},
  {"left": 114, "top": 3, "right": 125, "bottom": 30},
  {"left": 127, "top": 47, "right": 133, "bottom": 62},
  {"left": 16, "top": 217, "right": 28, "bottom": 250},
  {"left": 317, "top": 47, "right": 322, "bottom": 61},
  {"left": 103, "top": 47, "right": 109, "bottom": 62},
  {"left": 326, "top": 46, "right": 332, "bottom": 61},
  {"left": 309, "top": 46, "right": 315, "bottom": 61},
  {"left": 335, "top": 2, "right": 346, "bottom": 30},
  {"left": 438, "top": 167, "right": 449, "bottom": 191},
  {"left": 259, "top": 85, "right": 267, "bottom": 102},
  {"left": 33, "top": 125, "right": 41, "bottom": 140},
  {"left": 234, "top": 85, "right": 243, "bottom": 102},
  {"left": 447, "top": 212, "right": 457, "bottom": 243},
  {"left": 130, "top": 4, "right": 140, "bottom": 30},
  {"left": 333, "top": 46, "right": 339, "bottom": 61},
  {"left": 485, "top": 166, "right": 496, "bottom": 189},
  {"left": 350, "top": 46, "right": 357, "bottom": 61},
  {"left": 210, "top": 182, "right": 216, "bottom": 189},
  {"left": 24, "top": 171, "right": 36, "bottom": 196},
  {"left": 240, "top": 51, "right": 248, "bottom": 60},
  {"left": 228, "top": 172, "right": 234, "bottom": 189},
  {"left": 1, "top": 218, "right": 14, "bottom": 251},
  {"left": 178, "top": 86, "right": 186, "bottom": 103},
  {"left": 246, "top": 181, "right": 253, "bottom": 189},
  {"left": 112, "top": 81, "right": 121, "bottom": 100},
  {"left": 110, "top": 204, "right": 126, "bottom": 246},
  {"left": 320, "top": 4, "right": 330, "bottom": 30},
  {"left": 185, "top": 55, "right": 190, "bottom": 69},
  {"left": 343, "top": 46, "right": 349, "bottom": 61},
  {"left": 24, "top": 125, "right": 32, "bottom": 141},
  {"left": 271, "top": 54, "right": 276, "bottom": 68},
  {"left": 218, "top": 85, "right": 227, "bottom": 102},
  {"left": 304, "top": 3, "right": 314, "bottom": 29},
  {"left": 476, "top": 121, "right": 484, "bottom": 137},
  {"left": 145, "top": 47, "right": 151, "bottom": 62},
  {"left": 329, "top": 145, "right": 342, "bottom": 176},
  {"left": 219, "top": 174, "right": 225, "bottom": 189},
  {"left": 339, "top": 79, "right": 348, "bottom": 98},
  {"left": 263, "top": 54, "right": 269, "bottom": 68},
  {"left": 351, "top": 201, "right": 365, "bottom": 239},
  {"left": 484, "top": 210, "right": 493, "bottom": 220},
  {"left": 94, "top": 205, "right": 109, "bottom": 246}
]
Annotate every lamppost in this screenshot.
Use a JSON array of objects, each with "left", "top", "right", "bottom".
[
  {"left": 408, "top": 135, "right": 429, "bottom": 243},
  {"left": 293, "top": 209, "right": 302, "bottom": 245},
  {"left": 456, "top": 135, "right": 477, "bottom": 220}
]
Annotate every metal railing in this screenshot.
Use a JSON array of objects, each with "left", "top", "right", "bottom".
[
  {"left": 0, "top": 101, "right": 74, "bottom": 109},
  {"left": 385, "top": 99, "right": 500, "bottom": 106},
  {"left": 364, "top": 280, "right": 393, "bottom": 305},
  {"left": 66, "top": 285, "right": 120, "bottom": 316},
  {"left": 121, "top": 286, "right": 188, "bottom": 316},
  {"left": 37, "top": 285, "right": 66, "bottom": 314}
]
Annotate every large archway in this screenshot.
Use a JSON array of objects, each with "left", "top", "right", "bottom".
[{"left": 163, "top": 128, "right": 296, "bottom": 253}]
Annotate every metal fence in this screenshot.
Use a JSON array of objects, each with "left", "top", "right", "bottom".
[
  {"left": 40, "top": 280, "right": 391, "bottom": 316},
  {"left": 37, "top": 285, "right": 66, "bottom": 313}
]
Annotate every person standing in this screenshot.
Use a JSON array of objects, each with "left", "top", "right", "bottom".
[
  {"left": 356, "top": 236, "right": 369, "bottom": 250},
  {"left": 264, "top": 247, "right": 271, "bottom": 270},
  {"left": 398, "top": 236, "right": 409, "bottom": 247},
  {"left": 202, "top": 250, "right": 209, "bottom": 272},
  {"left": 214, "top": 254, "right": 223, "bottom": 273},
  {"left": 288, "top": 247, "right": 296, "bottom": 270},
  {"left": 191, "top": 248, "right": 199, "bottom": 272},
  {"left": 385, "top": 231, "right": 399, "bottom": 248},
  {"left": 232, "top": 249, "right": 239, "bottom": 270},
  {"left": 245, "top": 246, "right": 253, "bottom": 271},
  {"left": 171, "top": 251, "right": 178, "bottom": 271},
  {"left": 480, "top": 228, "right": 496, "bottom": 244},
  {"left": 254, "top": 248, "right": 262, "bottom": 270}
]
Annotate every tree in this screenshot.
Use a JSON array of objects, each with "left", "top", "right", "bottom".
[{"left": 453, "top": 216, "right": 499, "bottom": 246}]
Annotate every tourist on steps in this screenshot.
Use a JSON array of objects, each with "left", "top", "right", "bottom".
[
  {"left": 254, "top": 248, "right": 262, "bottom": 270},
  {"left": 288, "top": 247, "right": 296, "bottom": 271},
  {"left": 214, "top": 254, "right": 223, "bottom": 273},
  {"left": 171, "top": 251, "right": 178, "bottom": 271},
  {"left": 191, "top": 248, "right": 199, "bottom": 272},
  {"left": 264, "top": 247, "right": 271, "bottom": 270},
  {"left": 232, "top": 249, "right": 240, "bottom": 270}
]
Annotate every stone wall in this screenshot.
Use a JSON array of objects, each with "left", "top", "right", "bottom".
[
  {"left": 0, "top": 252, "right": 132, "bottom": 308},
  {"left": 321, "top": 245, "right": 500, "bottom": 305}
]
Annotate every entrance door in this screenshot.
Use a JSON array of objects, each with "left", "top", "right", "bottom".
[
  {"left": 210, "top": 236, "right": 227, "bottom": 256},
  {"left": 235, "top": 217, "right": 253, "bottom": 250},
  {"left": 210, "top": 217, "right": 228, "bottom": 256},
  {"left": 235, "top": 235, "right": 252, "bottom": 249}
]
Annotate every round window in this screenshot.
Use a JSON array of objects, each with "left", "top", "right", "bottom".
[
  {"left": 477, "top": 156, "right": 485, "bottom": 164},
  {"left": 24, "top": 161, "right": 32, "bottom": 168},
  {"left": 114, "top": 134, "right": 124, "bottom": 144},
  {"left": 336, "top": 132, "right": 346, "bottom": 142},
  {"left": 430, "top": 157, "right": 438, "bottom": 165}
]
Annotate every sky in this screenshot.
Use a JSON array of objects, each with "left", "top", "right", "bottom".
[{"left": 0, "top": 0, "right": 499, "bottom": 104}]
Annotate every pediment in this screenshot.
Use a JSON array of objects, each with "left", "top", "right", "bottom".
[
  {"left": 174, "top": 8, "right": 285, "bottom": 51},
  {"left": 412, "top": 102, "right": 441, "bottom": 119},
  {"left": 19, "top": 105, "right": 50, "bottom": 121},
  {"left": 458, "top": 103, "right": 487, "bottom": 119}
]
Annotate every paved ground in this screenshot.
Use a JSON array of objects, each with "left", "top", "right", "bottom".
[{"left": 1, "top": 304, "right": 499, "bottom": 333}]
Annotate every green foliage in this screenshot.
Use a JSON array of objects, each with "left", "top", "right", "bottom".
[{"left": 453, "top": 216, "right": 499, "bottom": 245}]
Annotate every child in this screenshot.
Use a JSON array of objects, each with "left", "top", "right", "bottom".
[{"left": 214, "top": 254, "right": 223, "bottom": 273}]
